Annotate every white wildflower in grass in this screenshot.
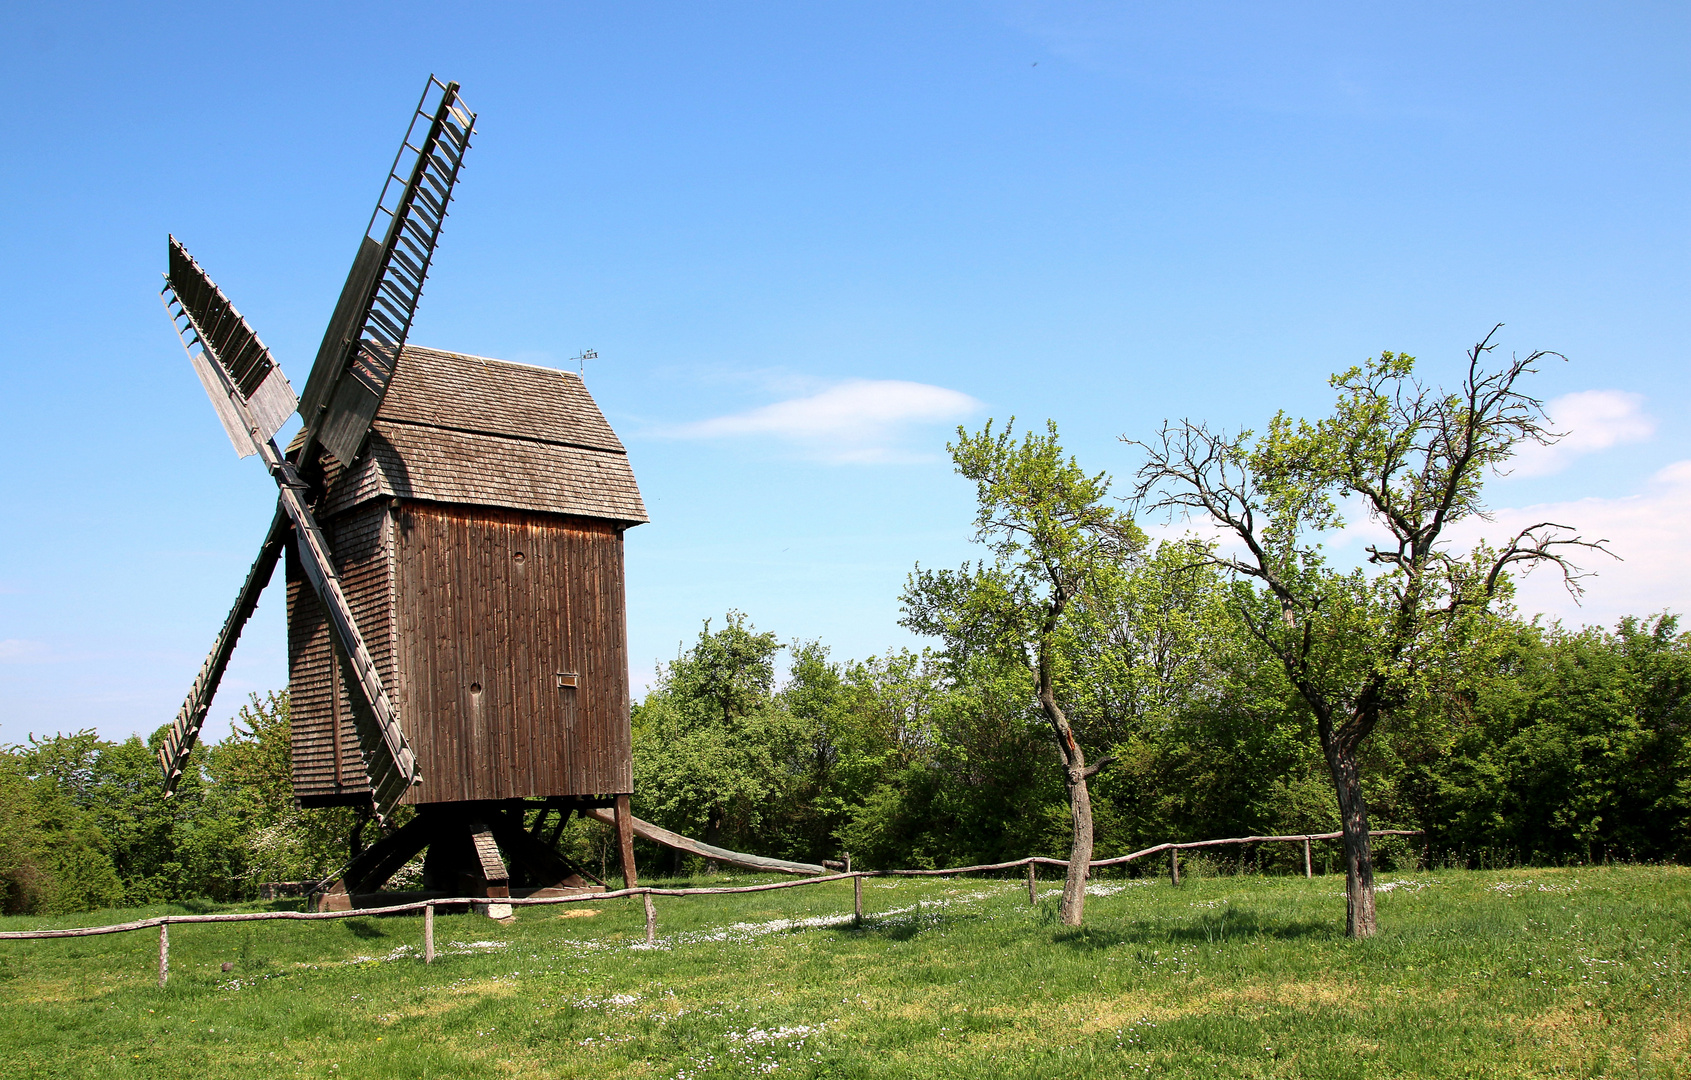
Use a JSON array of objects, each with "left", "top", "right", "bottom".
[
  {"left": 1491, "top": 879, "right": 1578, "bottom": 896},
  {"left": 671, "top": 1023, "right": 828, "bottom": 1077},
  {"left": 568, "top": 992, "right": 645, "bottom": 1012},
  {"left": 1085, "top": 881, "right": 1152, "bottom": 897},
  {"left": 1329, "top": 878, "right": 1437, "bottom": 898}
]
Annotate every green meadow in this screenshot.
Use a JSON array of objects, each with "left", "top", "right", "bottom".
[{"left": 1, "top": 865, "right": 1686, "bottom": 1079}]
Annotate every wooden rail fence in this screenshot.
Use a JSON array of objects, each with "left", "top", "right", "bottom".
[{"left": 0, "top": 829, "right": 1420, "bottom": 986}]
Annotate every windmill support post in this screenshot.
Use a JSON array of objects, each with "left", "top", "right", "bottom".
[{"left": 614, "top": 795, "right": 639, "bottom": 889}]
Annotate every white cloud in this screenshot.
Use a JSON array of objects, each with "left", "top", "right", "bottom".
[
  {"left": 665, "top": 379, "right": 982, "bottom": 464},
  {"left": 1504, "top": 389, "right": 1655, "bottom": 478},
  {"left": 1449, "top": 460, "right": 1691, "bottom": 629},
  {"left": 1144, "top": 461, "right": 1691, "bottom": 632},
  {"left": 1330, "top": 463, "right": 1691, "bottom": 628},
  {"left": 0, "top": 639, "right": 52, "bottom": 664}
]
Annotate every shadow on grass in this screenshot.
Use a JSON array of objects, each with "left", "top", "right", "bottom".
[
  {"left": 171, "top": 899, "right": 222, "bottom": 915},
  {"left": 1052, "top": 908, "right": 1338, "bottom": 951},
  {"left": 344, "top": 918, "right": 388, "bottom": 940}
]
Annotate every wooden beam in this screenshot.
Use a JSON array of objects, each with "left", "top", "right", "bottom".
[
  {"left": 581, "top": 806, "right": 826, "bottom": 877},
  {"left": 469, "top": 824, "right": 510, "bottom": 898},
  {"left": 613, "top": 795, "right": 638, "bottom": 889},
  {"left": 156, "top": 509, "right": 287, "bottom": 793}
]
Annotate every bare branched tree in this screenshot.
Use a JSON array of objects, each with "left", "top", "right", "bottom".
[{"left": 1127, "top": 328, "right": 1613, "bottom": 937}]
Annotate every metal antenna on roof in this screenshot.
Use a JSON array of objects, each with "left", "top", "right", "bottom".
[{"left": 571, "top": 348, "right": 597, "bottom": 377}]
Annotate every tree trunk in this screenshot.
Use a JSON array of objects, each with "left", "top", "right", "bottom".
[
  {"left": 1323, "top": 737, "right": 1377, "bottom": 938},
  {"left": 1036, "top": 675, "right": 1093, "bottom": 927},
  {"left": 1061, "top": 767, "right": 1095, "bottom": 926},
  {"left": 1032, "top": 593, "right": 1098, "bottom": 928}
]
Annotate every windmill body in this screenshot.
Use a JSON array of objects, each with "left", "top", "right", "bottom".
[
  {"left": 156, "top": 77, "right": 653, "bottom": 913},
  {"left": 288, "top": 346, "right": 646, "bottom": 811}
]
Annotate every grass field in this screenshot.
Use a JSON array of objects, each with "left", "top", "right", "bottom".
[{"left": 1, "top": 865, "right": 1686, "bottom": 1078}]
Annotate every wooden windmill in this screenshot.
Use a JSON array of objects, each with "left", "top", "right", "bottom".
[{"left": 157, "top": 77, "right": 648, "bottom": 910}]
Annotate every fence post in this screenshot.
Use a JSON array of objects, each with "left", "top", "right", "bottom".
[
  {"left": 157, "top": 921, "right": 169, "bottom": 989},
  {"left": 1170, "top": 848, "right": 1180, "bottom": 886},
  {"left": 1026, "top": 861, "right": 1036, "bottom": 905},
  {"left": 853, "top": 874, "right": 863, "bottom": 925},
  {"left": 424, "top": 903, "right": 435, "bottom": 963},
  {"left": 643, "top": 892, "right": 657, "bottom": 945},
  {"left": 1303, "top": 838, "right": 1313, "bottom": 879}
]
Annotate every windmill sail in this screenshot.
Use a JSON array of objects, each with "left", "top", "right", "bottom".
[
  {"left": 165, "top": 237, "right": 298, "bottom": 455},
  {"left": 297, "top": 76, "right": 476, "bottom": 468},
  {"left": 161, "top": 242, "right": 420, "bottom": 820},
  {"left": 156, "top": 510, "right": 287, "bottom": 792}
]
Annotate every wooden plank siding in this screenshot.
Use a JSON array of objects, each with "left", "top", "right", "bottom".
[{"left": 392, "top": 503, "right": 633, "bottom": 804}]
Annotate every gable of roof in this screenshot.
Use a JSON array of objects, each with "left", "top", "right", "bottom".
[{"left": 316, "top": 346, "right": 647, "bottom": 524}]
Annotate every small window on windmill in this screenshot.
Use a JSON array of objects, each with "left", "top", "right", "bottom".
[{"left": 555, "top": 671, "right": 579, "bottom": 690}]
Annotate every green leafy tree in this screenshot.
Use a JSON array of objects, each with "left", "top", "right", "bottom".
[
  {"left": 632, "top": 613, "right": 794, "bottom": 861},
  {"left": 1130, "top": 330, "right": 1609, "bottom": 936},
  {"left": 209, "top": 691, "right": 378, "bottom": 885},
  {"left": 1421, "top": 614, "right": 1691, "bottom": 863},
  {"left": 903, "top": 419, "right": 1142, "bottom": 925}
]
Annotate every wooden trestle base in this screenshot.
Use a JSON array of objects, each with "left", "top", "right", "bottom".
[{"left": 311, "top": 797, "right": 634, "bottom": 914}]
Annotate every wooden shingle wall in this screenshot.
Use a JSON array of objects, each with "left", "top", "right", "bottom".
[
  {"left": 320, "top": 426, "right": 647, "bottom": 523},
  {"left": 312, "top": 347, "right": 647, "bottom": 525},
  {"left": 287, "top": 503, "right": 393, "bottom": 805}
]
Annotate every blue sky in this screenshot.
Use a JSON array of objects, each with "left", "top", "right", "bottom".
[{"left": 1, "top": 2, "right": 1686, "bottom": 745}]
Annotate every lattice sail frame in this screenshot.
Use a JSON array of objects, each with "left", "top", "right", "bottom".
[
  {"left": 157, "top": 75, "right": 473, "bottom": 822},
  {"left": 298, "top": 77, "right": 476, "bottom": 469},
  {"left": 158, "top": 243, "right": 422, "bottom": 821},
  {"left": 164, "top": 237, "right": 298, "bottom": 455}
]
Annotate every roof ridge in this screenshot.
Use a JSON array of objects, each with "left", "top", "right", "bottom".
[{"left": 401, "top": 344, "right": 586, "bottom": 381}]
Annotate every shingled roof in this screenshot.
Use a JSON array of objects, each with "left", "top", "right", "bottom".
[{"left": 315, "top": 346, "right": 647, "bottom": 525}]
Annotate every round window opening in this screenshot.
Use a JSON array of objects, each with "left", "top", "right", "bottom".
[
  {"left": 470, "top": 682, "right": 482, "bottom": 694},
  {"left": 513, "top": 551, "right": 526, "bottom": 563}
]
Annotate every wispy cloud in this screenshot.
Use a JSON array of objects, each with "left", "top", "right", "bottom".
[
  {"left": 664, "top": 379, "right": 982, "bottom": 464},
  {"left": 1142, "top": 458, "right": 1690, "bottom": 632},
  {"left": 1441, "top": 460, "right": 1690, "bottom": 628},
  {"left": 1505, "top": 390, "right": 1655, "bottom": 478},
  {"left": 0, "top": 639, "right": 53, "bottom": 664}
]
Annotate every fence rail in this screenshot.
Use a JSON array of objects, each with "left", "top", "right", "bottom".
[{"left": 0, "top": 828, "right": 1421, "bottom": 984}]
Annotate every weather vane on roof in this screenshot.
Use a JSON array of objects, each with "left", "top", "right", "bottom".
[{"left": 572, "top": 348, "right": 597, "bottom": 376}]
